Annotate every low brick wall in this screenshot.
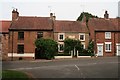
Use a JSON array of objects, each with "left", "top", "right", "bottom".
[
  {"left": 55, "top": 56, "right": 72, "bottom": 59},
  {"left": 77, "top": 56, "right": 91, "bottom": 58}
]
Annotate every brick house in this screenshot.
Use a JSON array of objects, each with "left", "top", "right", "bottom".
[
  {"left": 88, "top": 11, "right": 120, "bottom": 57},
  {"left": 53, "top": 20, "right": 89, "bottom": 55},
  {"left": 0, "top": 20, "right": 11, "bottom": 60},
  {"left": 7, "top": 9, "right": 89, "bottom": 60},
  {"left": 8, "top": 9, "right": 54, "bottom": 60}
]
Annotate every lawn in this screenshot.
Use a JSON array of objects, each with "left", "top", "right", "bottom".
[{"left": 2, "top": 70, "right": 31, "bottom": 80}]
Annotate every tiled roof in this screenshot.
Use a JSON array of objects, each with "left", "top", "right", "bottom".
[
  {"left": 88, "top": 18, "right": 119, "bottom": 39},
  {"left": 10, "top": 16, "right": 53, "bottom": 30},
  {"left": 0, "top": 20, "right": 11, "bottom": 33},
  {"left": 54, "top": 20, "right": 88, "bottom": 33}
]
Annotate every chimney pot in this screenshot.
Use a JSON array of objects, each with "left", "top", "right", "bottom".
[{"left": 104, "top": 10, "right": 109, "bottom": 19}]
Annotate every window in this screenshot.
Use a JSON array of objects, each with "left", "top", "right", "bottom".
[
  {"left": 105, "top": 42, "right": 112, "bottom": 52},
  {"left": 37, "top": 32, "right": 43, "bottom": 39},
  {"left": 79, "top": 33, "right": 85, "bottom": 41},
  {"left": 18, "top": 32, "right": 24, "bottom": 40},
  {"left": 58, "top": 44, "right": 64, "bottom": 52},
  {"left": 105, "top": 32, "right": 111, "bottom": 39},
  {"left": 58, "top": 33, "right": 65, "bottom": 41},
  {"left": 17, "top": 45, "right": 24, "bottom": 54},
  {"left": 81, "top": 44, "right": 85, "bottom": 49}
]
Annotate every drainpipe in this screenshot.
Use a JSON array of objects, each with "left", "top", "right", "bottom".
[
  {"left": 11, "top": 31, "right": 13, "bottom": 61},
  {"left": 94, "top": 31, "right": 96, "bottom": 57},
  {"left": 114, "top": 32, "right": 115, "bottom": 56}
]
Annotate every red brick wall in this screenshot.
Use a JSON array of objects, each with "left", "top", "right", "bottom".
[
  {"left": 1, "top": 34, "right": 9, "bottom": 60},
  {"left": 9, "top": 31, "right": 53, "bottom": 60},
  {"left": 95, "top": 32, "right": 119, "bottom": 56}
]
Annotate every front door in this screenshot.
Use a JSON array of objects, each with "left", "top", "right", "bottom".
[
  {"left": 97, "top": 44, "right": 103, "bottom": 56},
  {"left": 116, "top": 44, "right": 120, "bottom": 56}
]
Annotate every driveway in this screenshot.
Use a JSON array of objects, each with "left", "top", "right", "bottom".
[{"left": 2, "top": 57, "right": 119, "bottom": 78}]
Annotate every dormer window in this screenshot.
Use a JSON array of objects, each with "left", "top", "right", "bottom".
[
  {"left": 105, "top": 32, "right": 111, "bottom": 39},
  {"left": 58, "top": 33, "right": 65, "bottom": 41}
]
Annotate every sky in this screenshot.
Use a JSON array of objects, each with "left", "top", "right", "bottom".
[{"left": 0, "top": 0, "right": 120, "bottom": 21}]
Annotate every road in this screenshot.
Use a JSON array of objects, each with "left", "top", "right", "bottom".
[{"left": 2, "top": 57, "right": 119, "bottom": 78}]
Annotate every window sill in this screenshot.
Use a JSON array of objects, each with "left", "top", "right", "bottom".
[
  {"left": 58, "top": 39, "right": 64, "bottom": 41},
  {"left": 105, "top": 50, "right": 111, "bottom": 52},
  {"left": 105, "top": 38, "right": 111, "bottom": 39}
]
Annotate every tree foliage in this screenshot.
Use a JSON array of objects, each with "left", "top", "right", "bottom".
[
  {"left": 35, "top": 38, "right": 58, "bottom": 59},
  {"left": 64, "top": 38, "right": 82, "bottom": 53},
  {"left": 87, "top": 40, "right": 94, "bottom": 56},
  {"left": 77, "top": 12, "right": 98, "bottom": 22}
]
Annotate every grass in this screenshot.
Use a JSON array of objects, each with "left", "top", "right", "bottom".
[{"left": 2, "top": 70, "right": 30, "bottom": 80}]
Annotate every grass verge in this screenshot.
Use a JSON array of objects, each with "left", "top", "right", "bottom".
[{"left": 2, "top": 70, "right": 31, "bottom": 80}]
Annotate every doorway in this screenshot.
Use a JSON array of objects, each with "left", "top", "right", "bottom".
[
  {"left": 97, "top": 43, "right": 103, "bottom": 56},
  {"left": 116, "top": 43, "right": 120, "bottom": 56}
]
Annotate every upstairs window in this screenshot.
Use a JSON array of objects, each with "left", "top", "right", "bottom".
[
  {"left": 58, "top": 33, "right": 65, "bottom": 41},
  {"left": 37, "top": 32, "right": 43, "bottom": 39},
  {"left": 17, "top": 45, "right": 24, "bottom": 54},
  {"left": 79, "top": 33, "right": 85, "bottom": 41},
  {"left": 18, "top": 32, "right": 24, "bottom": 40},
  {"left": 105, "top": 32, "right": 111, "bottom": 39}
]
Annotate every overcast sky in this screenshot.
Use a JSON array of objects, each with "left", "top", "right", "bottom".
[{"left": 0, "top": 0, "right": 119, "bottom": 21}]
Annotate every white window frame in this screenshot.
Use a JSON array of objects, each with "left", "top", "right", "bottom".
[
  {"left": 105, "top": 32, "right": 111, "bottom": 39},
  {"left": 105, "top": 42, "right": 112, "bottom": 52},
  {"left": 58, "top": 33, "right": 65, "bottom": 41},
  {"left": 58, "top": 44, "right": 64, "bottom": 52},
  {"left": 79, "top": 33, "right": 85, "bottom": 41},
  {"left": 81, "top": 42, "right": 85, "bottom": 49}
]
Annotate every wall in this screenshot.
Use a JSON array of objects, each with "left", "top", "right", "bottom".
[
  {"left": 1, "top": 33, "right": 9, "bottom": 60},
  {"left": 8, "top": 31, "right": 53, "bottom": 60}
]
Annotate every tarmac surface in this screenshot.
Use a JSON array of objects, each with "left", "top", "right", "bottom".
[{"left": 2, "top": 57, "right": 119, "bottom": 78}]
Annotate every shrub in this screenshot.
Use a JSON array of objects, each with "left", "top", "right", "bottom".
[{"left": 35, "top": 38, "right": 58, "bottom": 60}]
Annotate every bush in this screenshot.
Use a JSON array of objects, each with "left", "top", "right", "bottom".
[{"left": 35, "top": 38, "right": 58, "bottom": 60}]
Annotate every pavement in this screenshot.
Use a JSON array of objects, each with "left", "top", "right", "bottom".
[{"left": 2, "top": 57, "right": 119, "bottom": 78}]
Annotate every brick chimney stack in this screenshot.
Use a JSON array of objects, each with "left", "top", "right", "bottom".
[
  {"left": 104, "top": 11, "right": 109, "bottom": 19},
  {"left": 12, "top": 9, "right": 19, "bottom": 21},
  {"left": 50, "top": 13, "right": 56, "bottom": 20}
]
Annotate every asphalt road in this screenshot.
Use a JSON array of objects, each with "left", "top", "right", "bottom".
[{"left": 2, "top": 57, "right": 119, "bottom": 78}]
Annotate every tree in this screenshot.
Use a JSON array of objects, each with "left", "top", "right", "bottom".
[
  {"left": 35, "top": 38, "right": 58, "bottom": 59},
  {"left": 77, "top": 12, "right": 98, "bottom": 23},
  {"left": 64, "top": 38, "right": 82, "bottom": 53},
  {"left": 88, "top": 40, "right": 94, "bottom": 56}
]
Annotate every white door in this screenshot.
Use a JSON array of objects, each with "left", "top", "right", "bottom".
[
  {"left": 116, "top": 44, "right": 120, "bottom": 56},
  {"left": 97, "top": 45, "right": 103, "bottom": 56}
]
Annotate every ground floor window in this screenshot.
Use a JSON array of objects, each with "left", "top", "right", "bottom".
[
  {"left": 58, "top": 44, "right": 64, "bottom": 52},
  {"left": 105, "top": 42, "right": 111, "bottom": 52},
  {"left": 17, "top": 45, "right": 24, "bottom": 54}
]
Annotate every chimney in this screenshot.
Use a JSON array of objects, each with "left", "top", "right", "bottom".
[
  {"left": 50, "top": 13, "right": 56, "bottom": 20},
  {"left": 12, "top": 9, "right": 19, "bottom": 21},
  {"left": 50, "top": 13, "right": 53, "bottom": 19},
  {"left": 104, "top": 11, "right": 109, "bottom": 19}
]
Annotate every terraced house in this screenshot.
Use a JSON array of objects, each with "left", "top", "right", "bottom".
[
  {"left": 88, "top": 11, "right": 120, "bottom": 57},
  {"left": 0, "top": 9, "right": 119, "bottom": 60},
  {"left": 7, "top": 9, "right": 89, "bottom": 60}
]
